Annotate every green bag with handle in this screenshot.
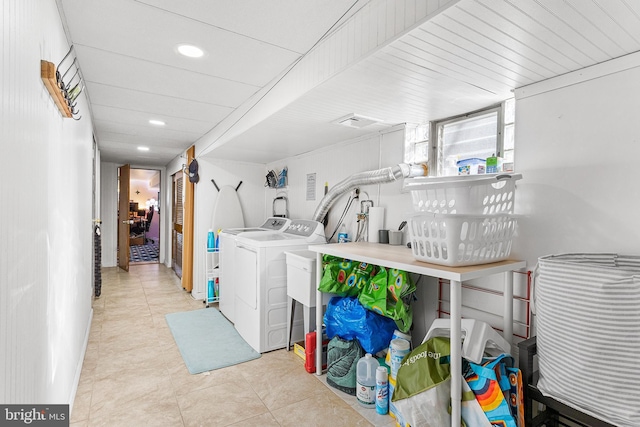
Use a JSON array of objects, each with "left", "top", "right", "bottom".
[
  {"left": 358, "top": 267, "right": 415, "bottom": 332},
  {"left": 392, "top": 337, "right": 492, "bottom": 427},
  {"left": 318, "top": 255, "right": 376, "bottom": 297}
]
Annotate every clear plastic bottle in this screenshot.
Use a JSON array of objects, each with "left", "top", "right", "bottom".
[
  {"left": 338, "top": 223, "right": 349, "bottom": 243},
  {"left": 356, "top": 353, "right": 379, "bottom": 408}
]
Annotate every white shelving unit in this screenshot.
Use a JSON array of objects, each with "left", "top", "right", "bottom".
[
  {"left": 205, "top": 248, "right": 219, "bottom": 307},
  {"left": 309, "top": 242, "right": 526, "bottom": 427}
]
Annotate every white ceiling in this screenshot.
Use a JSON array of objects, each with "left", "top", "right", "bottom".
[{"left": 57, "top": 0, "right": 640, "bottom": 167}]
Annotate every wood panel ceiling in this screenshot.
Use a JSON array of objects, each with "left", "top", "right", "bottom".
[{"left": 58, "top": 0, "right": 640, "bottom": 166}]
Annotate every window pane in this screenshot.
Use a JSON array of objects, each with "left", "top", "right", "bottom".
[
  {"left": 404, "top": 124, "right": 429, "bottom": 163},
  {"left": 414, "top": 141, "right": 429, "bottom": 163},
  {"left": 440, "top": 112, "right": 497, "bottom": 170},
  {"left": 504, "top": 123, "right": 514, "bottom": 151},
  {"left": 504, "top": 98, "right": 515, "bottom": 123}
]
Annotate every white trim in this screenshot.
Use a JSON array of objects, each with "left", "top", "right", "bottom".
[
  {"left": 515, "top": 51, "right": 640, "bottom": 100},
  {"left": 69, "top": 308, "right": 93, "bottom": 416}
]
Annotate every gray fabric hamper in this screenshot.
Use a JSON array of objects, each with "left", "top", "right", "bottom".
[{"left": 536, "top": 253, "right": 640, "bottom": 427}]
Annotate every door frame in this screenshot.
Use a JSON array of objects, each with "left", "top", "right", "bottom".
[{"left": 181, "top": 145, "right": 196, "bottom": 292}]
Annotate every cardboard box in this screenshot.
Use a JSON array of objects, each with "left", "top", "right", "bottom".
[{"left": 293, "top": 341, "right": 306, "bottom": 361}]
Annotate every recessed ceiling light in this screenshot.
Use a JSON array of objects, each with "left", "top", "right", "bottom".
[
  {"left": 149, "top": 119, "right": 165, "bottom": 126},
  {"left": 176, "top": 44, "right": 204, "bottom": 58},
  {"left": 137, "top": 146, "right": 150, "bottom": 151}
]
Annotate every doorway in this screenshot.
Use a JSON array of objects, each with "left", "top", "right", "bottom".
[{"left": 128, "top": 168, "right": 161, "bottom": 264}]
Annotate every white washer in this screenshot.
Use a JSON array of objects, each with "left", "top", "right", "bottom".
[
  {"left": 218, "top": 217, "right": 290, "bottom": 322},
  {"left": 233, "top": 219, "right": 326, "bottom": 353}
]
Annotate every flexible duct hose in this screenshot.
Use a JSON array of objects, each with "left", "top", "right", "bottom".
[{"left": 312, "top": 163, "right": 428, "bottom": 223}]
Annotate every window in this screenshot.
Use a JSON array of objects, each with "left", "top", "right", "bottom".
[
  {"left": 403, "top": 123, "right": 429, "bottom": 164},
  {"left": 502, "top": 98, "right": 515, "bottom": 172},
  {"left": 404, "top": 99, "right": 515, "bottom": 176}
]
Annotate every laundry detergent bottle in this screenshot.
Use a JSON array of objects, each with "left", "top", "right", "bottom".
[
  {"left": 356, "top": 353, "right": 379, "bottom": 408},
  {"left": 207, "top": 229, "right": 215, "bottom": 252}
]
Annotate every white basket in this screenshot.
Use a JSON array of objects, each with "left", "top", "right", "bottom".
[
  {"left": 402, "top": 173, "right": 522, "bottom": 214},
  {"left": 408, "top": 213, "right": 518, "bottom": 266}
]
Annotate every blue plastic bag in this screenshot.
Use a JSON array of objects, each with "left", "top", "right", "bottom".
[{"left": 323, "top": 296, "right": 397, "bottom": 354}]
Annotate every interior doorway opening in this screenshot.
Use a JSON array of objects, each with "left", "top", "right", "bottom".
[{"left": 128, "top": 168, "right": 161, "bottom": 264}]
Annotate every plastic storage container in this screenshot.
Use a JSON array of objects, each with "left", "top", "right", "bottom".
[
  {"left": 402, "top": 173, "right": 522, "bottom": 214},
  {"left": 456, "top": 157, "right": 486, "bottom": 175},
  {"left": 385, "top": 330, "right": 411, "bottom": 369},
  {"left": 407, "top": 212, "right": 518, "bottom": 266},
  {"left": 389, "top": 338, "right": 411, "bottom": 379}
]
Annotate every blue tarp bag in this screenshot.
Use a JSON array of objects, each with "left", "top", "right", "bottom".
[{"left": 323, "top": 296, "right": 396, "bottom": 354}]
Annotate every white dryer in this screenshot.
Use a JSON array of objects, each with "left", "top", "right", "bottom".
[
  {"left": 218, "top": 217, "right": 290, "bottom": 322},
  {"left": 233, "top": 219, "right": 326, "bottom": 353}
]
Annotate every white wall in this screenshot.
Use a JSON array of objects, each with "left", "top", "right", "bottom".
[
  {"left": 265, "top": 127, "right": 439, "bottom": 345},
  {"left": 265, "top": 127, "right": 412, "bottom": 239},
  {"left": 513, "top": 60, "right": 640, "bottom": 268},
  {"left": 0, "top": 0, "right": 95, "bottom": 406},
  {"left": 191, "top": 158, "right": 266, "bottom": 299},
  {"left": 163, "top": 153, "right": 266, "bottom": 298}
]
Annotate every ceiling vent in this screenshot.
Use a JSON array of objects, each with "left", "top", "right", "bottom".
[{"left": 333, "top": 114, "right": 384, "bottom": 129}]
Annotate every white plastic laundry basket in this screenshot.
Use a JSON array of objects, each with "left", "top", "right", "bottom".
[
  {"left": 535, "top": 253, "right": 640, "bottom": 427},
  {"left": 402, "top": 173, "right": 522, "bottom": 215},
  {"left": 408, "top": 213, "right": 517, "bottom": 267}
]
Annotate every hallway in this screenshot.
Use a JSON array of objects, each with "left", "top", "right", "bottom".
[{"left": 71, "top": 264, "right": 383, "bottom": 426}]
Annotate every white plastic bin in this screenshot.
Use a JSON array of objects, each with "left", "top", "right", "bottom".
[
  {"left": 402, "top": 173, "right": 522, "bottom": 215},
  {"left": 408, "top": 212, "right": 518, "bottom": 266}
]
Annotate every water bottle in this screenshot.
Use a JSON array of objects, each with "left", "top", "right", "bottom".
[
  {"left": 375, "top": 366, "right": 389, "bottom": 415},
  {"left": 338, "top": 223, "right": 349, "bottom": 243},
  {"left": 356, "top": 353, "right": 379, "bottom": 408},
  {"left": 207, "top": 229, "right": 215, "bottom": 252}
]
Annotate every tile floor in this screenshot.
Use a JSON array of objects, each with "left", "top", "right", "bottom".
[{"left": 71, "top": 263, "right": 396, "bottom": 427}]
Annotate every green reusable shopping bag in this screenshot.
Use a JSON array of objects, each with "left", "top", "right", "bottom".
[
  {"left": 392, "top": 337, "right": 492, "bottom": 427},
  {"left": 318, "top": 255, "right": 376, "bottom": 297},
  {"left": 392, "top": 336, "right": 452, "bottom": 426},
  {"left": 358, "top": 267, "right": 415, "bottom": 333}
]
